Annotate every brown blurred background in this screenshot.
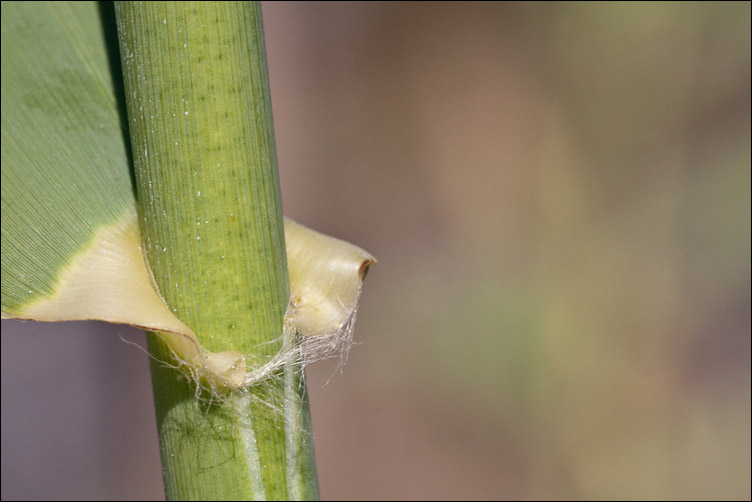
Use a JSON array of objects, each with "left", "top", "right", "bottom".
[{"left": 2, "top": 2, "right": 750, "bottom": 500}]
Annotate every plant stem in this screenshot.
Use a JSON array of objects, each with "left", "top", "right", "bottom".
[{"left": 115, "top": 2, "right": 317, "bottom": 499}]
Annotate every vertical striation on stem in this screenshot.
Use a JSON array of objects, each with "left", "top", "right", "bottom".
[{"left": 115, "top": 2, "right": 318, "bottom": 499}]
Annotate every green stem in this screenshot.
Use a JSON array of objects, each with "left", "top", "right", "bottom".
[{"left": 115, "top": 2, "right": 318, "bottom": 499}]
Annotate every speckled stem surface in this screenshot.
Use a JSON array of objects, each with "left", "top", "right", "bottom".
[{"left": 115, "top": 2, "right": 318, "bottom": 499}]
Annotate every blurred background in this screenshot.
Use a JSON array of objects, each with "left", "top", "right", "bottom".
[{"left": 2, "top": 2, "right": 750, "bottom": 500}]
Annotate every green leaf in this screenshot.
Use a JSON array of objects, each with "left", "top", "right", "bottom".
[
  {"left": 1, "top": 2, "right": 374, "bottom": 499},
  {"left": 1, "top": 1, "right": 375, "bottom": 391},
  {"left": 1, "top": 2, "right": 247, "bottom": 388},
  {"left": 1, "top": 1, "right": 134, "bottom": 312}
]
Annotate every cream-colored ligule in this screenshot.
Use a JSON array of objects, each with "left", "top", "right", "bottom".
[{"left": 2, "top": 208, "right": 374, "bottom": 390}]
